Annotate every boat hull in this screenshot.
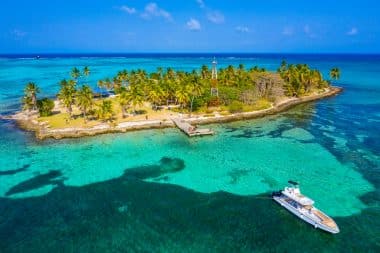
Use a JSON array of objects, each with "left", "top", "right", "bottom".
[{"left": 273, "top": 195, "right": 339, "bottom": 234}]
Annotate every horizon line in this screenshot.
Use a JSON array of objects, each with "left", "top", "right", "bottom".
[{"left": 1, "top": 52, "right": 380, "bottom": 57}]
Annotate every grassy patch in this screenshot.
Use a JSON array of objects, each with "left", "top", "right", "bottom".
[
  {"left": 38, "top": 96, "right": 272, "bottom": 129},
  {"left": 249, "top": 99, "right": 272, "bottom": 111},
  {"left": 39, "top": 113, "right": 99, "bottom": 128}
]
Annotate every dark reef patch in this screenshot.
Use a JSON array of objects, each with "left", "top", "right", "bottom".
[
  {"left": 266, "top": 123, "right": 294, "bottom": 138},
  {"left": 228, "top": 168, "right": 251, "bottom": 184},
  {"left": 123, "top": 157, "right": 185, "bottom": 180},
  {"left": 305, "top": 102, "right": 380, "bottom": 208},
  {"left": 224, "top": 126, "right": 239, "bottom": 133},
  {"left": 232, "top": 129, "right": 264, "bottom": 138}
]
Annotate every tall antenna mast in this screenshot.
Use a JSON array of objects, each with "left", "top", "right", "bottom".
[{"left": 211, "top": 57, "right": 218, "bottom": 97}]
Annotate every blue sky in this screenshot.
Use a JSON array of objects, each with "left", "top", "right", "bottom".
[{"left": 1, "top": 0, "right": 380, "bottom": 53}]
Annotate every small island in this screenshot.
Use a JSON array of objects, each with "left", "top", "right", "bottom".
[{"left": 6, "top": 60, "right": 342, "bottom": 139}]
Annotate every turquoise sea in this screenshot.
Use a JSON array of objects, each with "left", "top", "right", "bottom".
[{"left": 0, "top": 54, "right": 379, "bottom": 252}]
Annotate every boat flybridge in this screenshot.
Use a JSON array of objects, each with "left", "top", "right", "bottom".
[{"left": 272, "top": 181, "right": 339, "bottom": 234}]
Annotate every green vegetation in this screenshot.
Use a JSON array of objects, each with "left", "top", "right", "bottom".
[
  {"left": 58, "top": 79, "right": 76, "bottom": 118},
  {"left": 21, "top": 61, "right": 337, "bottom": 128},
  {"left": 22, "top": 82, "right": 40, "bottom": 111},
  {"left": 96, "top": 100, "right": 113, "bottom": 122},
  {"left": 228, "top": 101, "right": 244, "bottom": 113},
  {"left": 330, "top": 67, "right": 341, "bottom": 81},
  {"left": 278, "top": 61, "right": 330, "bottom": 97},
  {"left": 71, "top": 67, "right": 81, "bottom": 80},
  {"left": 76, "top": 85, "right": 94, "bottom": 122},
  {"left": 37, "top": 98, "right": 54, "bottom": 116}
]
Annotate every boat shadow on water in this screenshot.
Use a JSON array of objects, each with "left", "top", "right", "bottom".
[{"left": 0, "top": 157, "right": 379, "bottom": 253}]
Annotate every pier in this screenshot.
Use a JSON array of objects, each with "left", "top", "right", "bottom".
[{"left": 172, "top": 118, "right": 214, "bottom": 137}]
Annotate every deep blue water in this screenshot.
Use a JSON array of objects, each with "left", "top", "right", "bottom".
[{"left": 0, "top": 54, "right": 379, "bottom": 252}]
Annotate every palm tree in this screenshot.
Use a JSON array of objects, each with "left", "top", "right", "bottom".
[
  {"left": 147, "top": 83, "right": 164, "bottom": 109},
  {"left": 128, "top": 85, "right": 145, "bottom": 114},
  {"left": 71, "top": 67, "right": 81, "bottom": 80},
  {"left": 76, "top": 85, "right": 93, "bottom": 122},
  {"left": 116, "top": 70, "right": 129, "bottom": 87},
  {"left": 58, "top": 79, "right": 76, "bottom": 119},
  {"left": 330, "top": 68, "right": 340, "bottom": 81},
  {"left": 113, "top": 77, "right": 122, "bottom": 93},
  {"left": 104, "top": 78, "right": 113, "bottom": 91},
  {"left": 96, "top": 100, "right": 113, "bottom": 122},
  {"left": 68, "top": 79, "right": 77, "bottom": 87},
  {"left": 23, "top": 82, "right": 40, "bottom": 111},
  {"left": 187, "top": 72, "right": 204, "bottom": 116},
  {"left": 118, "top": 88, "right": 130, "bottom": 118},
  {"left": 97, "top": 78, "right": 112, "bottom": 97},
  {"left": 308, "top": 70, "right": 322, "bottom": 92},
  {"left": 175, "top": 86, "right": 189, "bottom": 111},
  {"left": 278, "top": 60, "right": 287, "bottom": 74},
  {"left": 83, "top": 66, "right": 90, "bottom": 77},
  {"left": 166, "top": 67, "right": 176, "bottom": 80},
  {"left": 22, "top": 96, "right": 33, "bottom": 111},
  {"left": 200, "top": 65, "right": 210, "bottom": 79},
  {"left": 97, "top": 80, "right": 106, "bottom": 97}
]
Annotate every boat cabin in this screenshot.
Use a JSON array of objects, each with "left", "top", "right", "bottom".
[{"left": 282, "top": 187, "right": 315, "bottom": 206}]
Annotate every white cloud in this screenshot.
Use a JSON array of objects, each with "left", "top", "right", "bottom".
[
  {"left": 196, "top": 0, "right": 205, "bottom": 8},
  {"left": 186, "top": 18, "right": 201, "bottom": 31},
  {"left": 141, "top": 2, "right": 172, "bottom": 21},
  {"left": 304, "top": 25, "right": 311, "bottom": 34},
  {"left": 282, "top": 27, "right": 294, "bottom": 36},
  {"left": 235, "top": 26, "right": 249, "bottom": 33},
  {"left": 119, "top": 5, "right": 136, "bottom": 14},
  {"left": 207, "top": 11, "right": 225, "bottom": 24},
  {"left": 303, "top": 25, "right": 316, "bottom": 38},
  {"left": 347, "top": 27, "right": 358, "bottom": 36}
]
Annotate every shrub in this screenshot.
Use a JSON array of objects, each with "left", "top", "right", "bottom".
[
  {"left": 191, "top": 96, "right": 207, "bottom": 112},
  {"left": 208, "top": 96, "right": 220, "bottom": 107},
  {"left": 37, "top": 98, "right": 54, "bottom": 117},
  {"left": 251, "top": 99, "right": 271, "bottom": 111},
  {"left": 228, "top": 101, "right": 244, "bottom": 113},
  {"left": 134, "top": 109, "right": 147, "bottom": 115}
]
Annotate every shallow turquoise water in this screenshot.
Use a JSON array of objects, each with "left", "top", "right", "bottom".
[{"left": 0, "top": 54, "right": 379, "bottom": 252}]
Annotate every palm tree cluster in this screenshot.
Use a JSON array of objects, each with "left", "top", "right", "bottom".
[
  {"left": 97, "top": 64, "right": 284, "bottom": 115},
  {"left": 278, "top": 61, "right": 331, "bottom": 97},
  {"left": 22, "top": 82, "right": 54, "bottom": 116},
  {"left": 57, "top": 67, "right": 95, "bottom": 121},
  {"left": 99, "top": 67, "right": 208, "bottom": 115},
  {"left": 22, "top": 61, "right": 338, "bottom": 122}
]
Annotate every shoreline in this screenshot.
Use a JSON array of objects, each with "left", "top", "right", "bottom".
[{"left": 3, "top": 86, "right": 342, "bottom": 140}]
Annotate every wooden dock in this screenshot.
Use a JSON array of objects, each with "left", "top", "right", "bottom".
[{"left": 172, "top": 118, "right": 214, "bottom": 137}]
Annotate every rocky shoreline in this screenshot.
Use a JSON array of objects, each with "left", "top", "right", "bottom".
[{"left": 2, "top": 87, "right": 342, "bottom": 140}]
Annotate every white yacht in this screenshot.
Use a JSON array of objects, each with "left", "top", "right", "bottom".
[{"left": 272, "top": 181, "right": 339, "bottom": 234}]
